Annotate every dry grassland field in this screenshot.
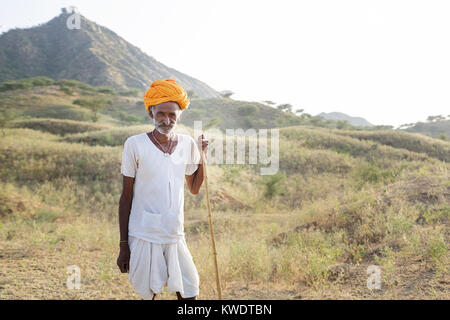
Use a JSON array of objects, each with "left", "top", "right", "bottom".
[{"left": 0, "top": 82, "right": 448, "bottom": 299}]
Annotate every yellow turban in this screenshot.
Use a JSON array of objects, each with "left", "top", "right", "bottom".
[{"left": 143, "top": 79, "right": 190, "bottom": 111}]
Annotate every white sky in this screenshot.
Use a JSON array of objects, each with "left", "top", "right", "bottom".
[{"left": 1, "top": 0, "right": 449, "bottom": 127}]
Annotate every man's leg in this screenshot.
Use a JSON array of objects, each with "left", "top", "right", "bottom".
[
  {"left": 176, "top": 238, "right": 200, "bottom": 299},
  {"left": 176, "top": 291, "right": 196, "bottom": 300}
]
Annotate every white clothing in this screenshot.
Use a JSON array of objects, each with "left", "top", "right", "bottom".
[
  {"left": 120, "top": 132, "right": 201, "bottom": 243},
  {"left": 128, "top": 235, "right": 200, "bottom": 299}
]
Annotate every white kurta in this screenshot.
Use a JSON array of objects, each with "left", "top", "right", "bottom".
[
  {"left": 120, "top": 132, "right": 201, "bottom": 298},
  {"left": 121, "top": 132, "right": 201, "bottom": 243}
]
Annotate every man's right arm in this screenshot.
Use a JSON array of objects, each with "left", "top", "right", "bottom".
[{"left": 117, "top": 175, "right": 135, "bottom": 273}]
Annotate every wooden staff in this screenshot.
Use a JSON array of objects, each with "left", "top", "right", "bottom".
[{"left": 201, "top": 144, "right": 222, "bottom": 300}]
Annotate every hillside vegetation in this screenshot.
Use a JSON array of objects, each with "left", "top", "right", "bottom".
[
  {"left": 0, "top": 77, "right": 448, "bottom": 299},
  {"left": 0, "top": 106, "right": 448, "bottom": 299},
  {"left": 0, "top": 78, "right": 330, "bottom": 134},
  {"left": 404, "top": 119, "right": 450, "bottom": 140}
]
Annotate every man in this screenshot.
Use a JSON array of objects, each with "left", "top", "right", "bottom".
[{"left": 117, "top": 79, "right": 208, "bottom": 300}]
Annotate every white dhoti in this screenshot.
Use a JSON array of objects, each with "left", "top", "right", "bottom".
[{"left": 128, "top": 235, "right": 200, "bottom": 300}]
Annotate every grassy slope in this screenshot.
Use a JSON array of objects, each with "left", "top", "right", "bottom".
[
  {"left": 1, "top": 83, "right": 310, "bottom": 133},
  {"left": 0, "top": 87, "right": 449, "bottom": 299}
]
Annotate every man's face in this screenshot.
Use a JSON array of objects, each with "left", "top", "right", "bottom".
[{"left": 149, "top": 101, "right": 181, "bottom": 135}]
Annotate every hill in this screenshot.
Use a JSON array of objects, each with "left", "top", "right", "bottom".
[
  {"left": 0, "top": 8, "right": 219, "bottom": 97},
  {"left": 316, "top": 111, "right": 374, "bottom": 127}
]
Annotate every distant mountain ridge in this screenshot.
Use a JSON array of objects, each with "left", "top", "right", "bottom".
[
  {"left": 316, "top": 111, "right": 374, "bottom": 127},
  {"left": 0, "top": 8, "right": 220, "bottom": 98}
]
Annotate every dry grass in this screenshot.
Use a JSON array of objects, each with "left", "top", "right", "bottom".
[{"left": 0, "top": 124, "right": 449, "bottom": 300}]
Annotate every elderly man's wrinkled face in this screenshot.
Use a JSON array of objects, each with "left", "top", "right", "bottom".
[{"left": 149, "top": 101, "right": 182, "bottom": 135}]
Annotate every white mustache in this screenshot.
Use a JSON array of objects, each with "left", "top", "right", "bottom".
[{"left": 156, "top": 122, "right": 175, "bottom": 129}]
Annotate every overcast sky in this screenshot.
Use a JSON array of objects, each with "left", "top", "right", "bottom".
[{"left": 1, "top": 0, "right": 449, "bottom": 127}]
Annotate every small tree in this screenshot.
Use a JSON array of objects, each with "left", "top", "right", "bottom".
[
  {"left": 427, "top": 115, "right": 445, "bottom": 122},
  {"left": 263, "top": 172, "right": 286, "bottom": 199},
  {"left": 276, "top": 103, "right": 293, "bottom": 113},
  {"left": 399, "top": 123, "right": 413, "bottom": 129},
  {"left": 261, "top": 100, "right": 276, "bottom": 106}
]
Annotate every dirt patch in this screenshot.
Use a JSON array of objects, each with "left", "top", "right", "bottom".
[
  {"left": 210, "top": 188, "right": 252, "bottom": 211},
  {"left": 270, "top": 221, "right": 324, "bottom": 247},
  {"left": 0, "top": 249, "right": 31, "bottom": 260},
  {"left": 0, "top": 191, "right": 42, "bottom": 219}
]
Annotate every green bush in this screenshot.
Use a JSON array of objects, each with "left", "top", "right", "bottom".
[
  {"left": 0, "top": 77, "right": 55, "bottom": 92},
  {"left": 73, "top": 99, "right": 91, "bottom": 107},
  {"left": 55, "top": 79, "right": 95, "bottom": 92},
  {"left": 59, "top": 86, "right": 74, "bottom": 95},
  {"left": 238, "top": 105, "right": 258, "bottom": 116},
  {"left": 262, "top": 172, "right": 286, "bottom": 199},
  {"left": 29, "top": 77, "right": 54, "bottom": 87},
  {"left": 0, "top": 80, "right": 31, "bottom": 91},
  {"left": 97, "top": 87, "right": 117, "bottom": 95},
  {"left": 356, "top": 162, "right": 397, "bottom": 184}
]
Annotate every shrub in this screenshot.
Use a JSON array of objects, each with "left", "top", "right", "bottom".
[
  {"left": 0, "top": 80, "right": 32, "bottom": 92},
  {"left": 59, "top": 86, "right": 74, "bottom": 95},
  {"left": 96, "top": 87, "right": 117, "bottom": 95},
  {"left": 0, "top": 77, "right": 55, "bottom": 92},
  {"left": 55, "top": 79, "right": 95, "bottom": 92},
  {"left": 29, "top": 77, "right": 54, "bottom": 87},
  {"left": 262, "top": 172, "right": 286, "bottom": 199},
  {"left": 238, "top": 105, "right": 258, "bottom": 116}
]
